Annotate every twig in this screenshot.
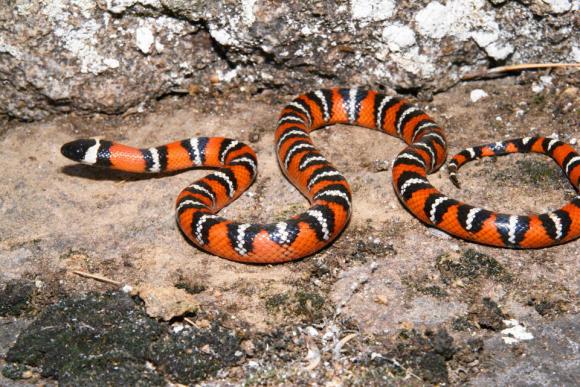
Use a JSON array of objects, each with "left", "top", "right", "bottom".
[
  {"left": 184, "top": 317, "right": 197, "bottom": 326},
  {"left": 303, "top": 335, "right": 321, "bottom": 371},
  {"left": 71, "top": 270, "right": 122, "bottom": 286},
  {"left": 462, "top": 62, "right": 580, "bottom": 81},
  {"left": 333, "top": 333, "right": 358, "bottom": 359}
]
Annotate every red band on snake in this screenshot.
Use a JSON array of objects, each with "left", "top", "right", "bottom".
[{"left": 61, "top": 88, "right": 580, "bottom": 263}]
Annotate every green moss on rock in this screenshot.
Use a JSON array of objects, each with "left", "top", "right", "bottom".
[
  {"left": 0, "top": 280, "right": 35, "bottom": 317},
  {"left": 5, "top": 291, "right": 241, "bottom": 385}
]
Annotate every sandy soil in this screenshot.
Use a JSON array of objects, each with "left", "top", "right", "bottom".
[{"left": 0, "top": 73, "right": 578, "bottom": 385}]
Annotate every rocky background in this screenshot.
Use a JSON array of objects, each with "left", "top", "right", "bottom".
[{"left": 1, "top": 0, "right": 578, "bottom": 121}]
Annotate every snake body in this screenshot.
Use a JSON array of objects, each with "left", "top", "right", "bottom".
[{"left": 61, "top": 88, "right": 580, "bottom": 263}]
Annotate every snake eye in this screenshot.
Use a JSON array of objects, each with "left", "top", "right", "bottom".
[{"left": 60, "top": 139, "right": 97, "bottom": 162}]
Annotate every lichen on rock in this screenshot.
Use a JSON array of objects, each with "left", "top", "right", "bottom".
[{"left": 0, "top": 0, "right": 577, "bottom": 120}]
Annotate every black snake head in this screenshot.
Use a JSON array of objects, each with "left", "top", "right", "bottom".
[{"left": 61, "top": 139, "right": 97, "bottom": 162}]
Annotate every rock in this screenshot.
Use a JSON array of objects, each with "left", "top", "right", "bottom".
[
  {"left": 471, "top": 316, "right": 579, "bottom": 386},
  {"left": 149, "top": 322, "right": 242, "bottom": 384},
  {"left": 4, "top": 291, "right": 240, "bottom": 385},
  {"left": 1, "top": 0, "right": 577, "bottom": 120},
  {"left": 0, "top": 317, "right": 30, "bottom": 358},
  {"left": 136, "top": 284, "right": 199, "bottom": 321},
  {"left": 470, "top": 89, "right": 489, "bottom": 103},
  {"left": 241, "top": 339, "right": 255, "bottom": 356},
  {"left": 5, "top": 292, "right": 167, "bottom": 385}
]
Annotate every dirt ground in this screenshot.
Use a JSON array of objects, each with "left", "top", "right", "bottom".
[{"left": 1, "top": 72, "right": 579, "bottom": 385}]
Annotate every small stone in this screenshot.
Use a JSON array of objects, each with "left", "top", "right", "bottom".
[
  {"left": 249, "top": 131, "right": 261, "bottom": 143},
  {"left": 172, "top": 323, "right": 185, "bottom": 333},
  {"left": 540, "top": 75, "right": 553, "bottom": 86},
  {"left": 121, "top": 284, "right": 133, "bottom": 293},
  {"left": 247, "top": 360, "right": 260, "bottom": 369},
  {"left": 470, "top": 89, "right": 488, "bottom": 103},
  {"left": 452, "top": 279, "right": 465, "bottom": 288},
  {"left": 137, "top": 285, "right": 199, "bottom": 321},
  {"left": 532, "top": 83, "right": 544, "bottom": 93},
  {"left": 501, "top": 319, "right": 534, "bottom": 344},
  {"left": 373, "top": 159, "right": 390, "bottom": 172},
  {"left": 241, "top": 339, "right": 255, "bottom": 356},
  {"left": 561, "top": 87, "right": 578, "bottom": 97}
]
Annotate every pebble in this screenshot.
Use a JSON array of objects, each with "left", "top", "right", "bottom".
[
  {"left": 247, "top": 360, "right": 260, "bottom": 369},
  {"left": 373, "top": 159, "right": 390, "bottom": 172},
  {"left": 470, "top": 89, "right": 488, "bottom": 103},
  {"left": 532, "top": 83, "right": 544, "bottom": 93},
  {"left": 172, "top": 323, "right": 185, "bottom": 333},
  {"left": 561, "top": 87, "right": 578, "bottom": 97},
  {"left": 249, "top": 132, "right": 261, "bottom": 143},
  {"left": 121, "top": 284, "right": 133, "bottom": 293},
  {"left": 241, "top": 339, "right": 255, "bottom": 355}
]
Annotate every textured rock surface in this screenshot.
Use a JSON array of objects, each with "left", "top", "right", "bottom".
[
  {"left": 0, "top": 74, "right": 578, "bottom": 384},
  {"left": 471, "top": 316, "right": 579, "bottom": 386},
  {"left": 1, "top": 0, "right": 578, "bottom": 120}
]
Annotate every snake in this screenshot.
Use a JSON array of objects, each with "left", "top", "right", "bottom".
[{"left": 61, "top": 88, "right": 580, "bottom": 263}]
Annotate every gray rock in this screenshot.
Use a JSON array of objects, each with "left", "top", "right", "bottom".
[
  {"left": 1, "top": 0, "right": 578, "bottom": 121},
  {"left": 472, "top": 316, "right": 580, "bottom": 386}
]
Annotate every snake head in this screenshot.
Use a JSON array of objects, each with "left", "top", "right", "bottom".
[{"left": 61, "top": 139, "right": 97, "bottom": 162}]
